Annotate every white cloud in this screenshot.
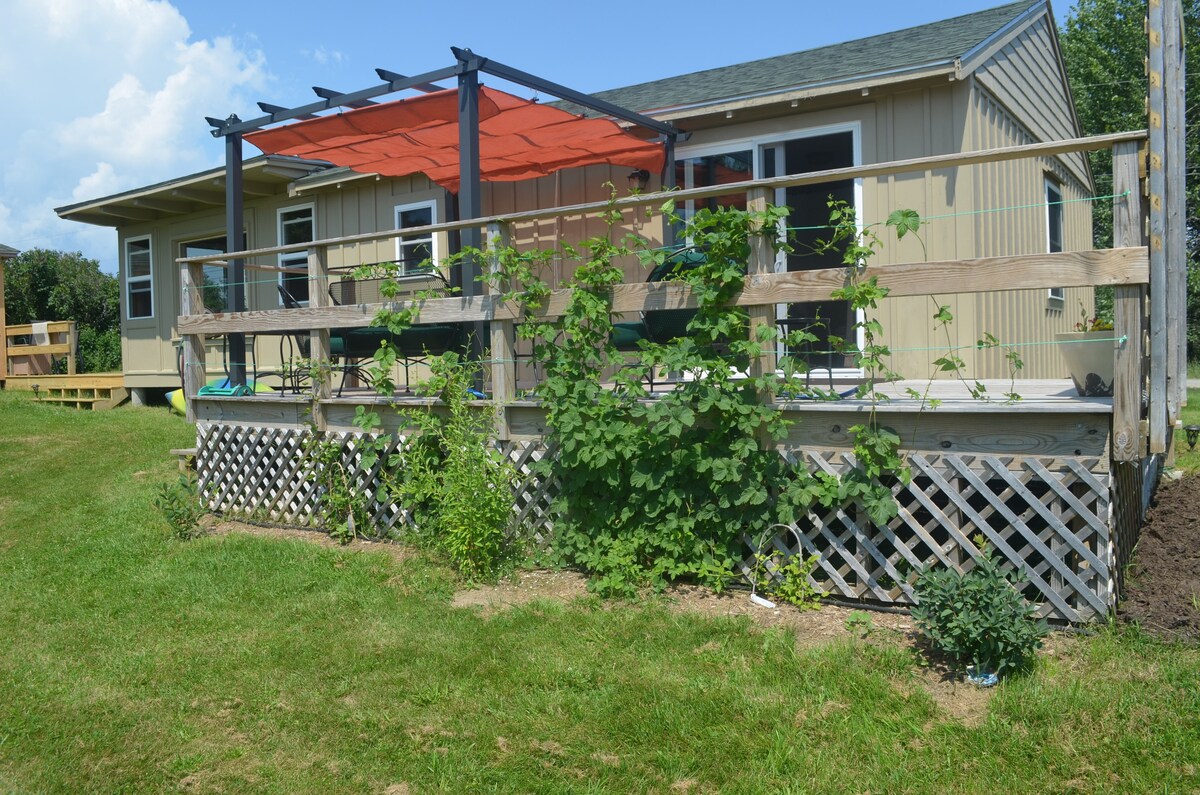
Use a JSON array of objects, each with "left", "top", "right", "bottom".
[
  {"left": 0, "top": 0, "right": 269, "bottom": 272},
  {"left": 308, "top": 46, "right": 346, "bottom": 66}
]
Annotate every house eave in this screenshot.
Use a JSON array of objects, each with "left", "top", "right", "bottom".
[{"left": 55, "top": 155, "right": 332, "bottom": 228}]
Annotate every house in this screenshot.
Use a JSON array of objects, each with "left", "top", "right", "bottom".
[{"left": 57, "top": 0, "right": 1093, "bottom": 404}]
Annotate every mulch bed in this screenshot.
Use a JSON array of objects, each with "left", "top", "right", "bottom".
[{"left": 1120, "top": 473, "right": 1200, "bottom": 642}]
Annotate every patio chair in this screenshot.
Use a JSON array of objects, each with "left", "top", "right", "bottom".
[
  {"left": 612, "top": 248, "right": 743, "bottom": 390},
  {"left": 327, "top": 268, "right": 470, "bottom": 393}
]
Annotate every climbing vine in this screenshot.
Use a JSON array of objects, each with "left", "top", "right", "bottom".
[{"left": 300, "top": 192, "right": 1023, "bottom": 596}]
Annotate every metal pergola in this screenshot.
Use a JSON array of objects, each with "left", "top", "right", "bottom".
[{"left": 205, "top": 48, "right": 686, "bottom": 386}]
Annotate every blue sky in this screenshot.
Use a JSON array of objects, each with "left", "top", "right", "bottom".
[{"left": 2, "top": 0, "right": 1073, "bottom": 273}]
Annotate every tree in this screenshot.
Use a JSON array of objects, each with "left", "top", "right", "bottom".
[
  {"left": 3, "top": 248, "right": 121, "bottom": 372},
  {"left": 1060, "top": 0, "right": 1200, "bottom": 356}
]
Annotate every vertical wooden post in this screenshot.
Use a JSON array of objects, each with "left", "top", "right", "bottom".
[
  {"left": 181, "top": 261, "right": 207, "bottom": 423},
  {"left": 308, "top": 245, "right": 331, "bottom": 432},
  {"left": 1146, "top": 0, "right": 1169, "bottom": 454},
  {"left": 66, "top": 321, "right": 77, "bottom": 375},
  {"left": 0, "top": 256, "right": 7, "bottom": 386},
  {"left": 746, "top": 187, "right": 779, "bottom": 449},
  {"left": 746, "top": 187, "right": 778, "bottom": 383},
  {"left": 1164, "top": 0, "right": 1187, "bottom": 414},
  {"left": 1112, "top": 141, "right": 1147, "bottom": 463},
  {"left": 487, "top": 222, "right": 515, "bottom": 441}
]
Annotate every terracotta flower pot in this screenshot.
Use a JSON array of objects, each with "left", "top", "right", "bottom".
[{"left": 1055, "top": 330, "right": 1114, "bottom": 397}]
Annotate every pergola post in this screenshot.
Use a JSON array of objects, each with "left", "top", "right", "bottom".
[
  {"left": 225, "top": 125, "right": 247, "bottom": 386},
  {"left": 456, "top": 51, "right": 486, "bottom": 381}
]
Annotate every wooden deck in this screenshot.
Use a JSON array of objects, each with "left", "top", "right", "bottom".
[
  {"left": 193, "top": 377, "right": 1113, "bottom": 462},
  {"left": 5, "top": 373, "right": 128, "bottom": 410}
]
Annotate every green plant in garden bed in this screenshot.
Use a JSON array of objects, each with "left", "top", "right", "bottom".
[
  {"left": 154, "top": 474, "right": 207, "bottom": 541},
  {"left": 310, "top": 193, "right": 1022, "bottom": 597},
  {"left": 912, "top": 547, "right": 1049, "bottom": 676}
]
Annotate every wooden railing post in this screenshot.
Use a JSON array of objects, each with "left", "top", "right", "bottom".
[
  {"left": 308, "top": 245, "right": 331, "bottom": 432},
  {"left": 0, "top": 257, "right": 7, "bottom": 385},
  {"left": 1147, "top": 0, "right": 1169, "bottom": 454},
  {"left": 66, "top": 321, "right": 77, "bottom": 375},
  {"left": 1112, "top": 141, "right": 1147, "bottom": 462},
  {"left": 746, "top": 187, "right": 778, "bottom": 381},
  {"left": 181, "top": 261, "right": 207, "bottom": 423},
  {"left": 487, "top": 222, "right": 515, "bottom": 441}
]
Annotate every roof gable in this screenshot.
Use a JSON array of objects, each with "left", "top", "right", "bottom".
[{"left": 568, "top": 1, "right": 1038, "bottom": 115}]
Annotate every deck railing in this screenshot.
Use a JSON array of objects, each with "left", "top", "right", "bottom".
[
  {"left": 177, "top": 130, "right": 1175, "bottom": 463},
  {"left": 3, "top": 320, "right": 77, "bottom": 378}
]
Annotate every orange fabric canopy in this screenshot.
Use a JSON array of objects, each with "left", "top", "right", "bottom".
[{"left": 245, "top": 87, "right": 664, "bottom": 192}]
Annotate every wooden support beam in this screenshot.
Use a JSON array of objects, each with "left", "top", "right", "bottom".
[
  {"left": 171, "top": 188, "right": 224, "bottom": 206},
  {"left": 308, "top": 246, "right": 332, "bottom": 431},
  {"left": 1147, "top": 0, "right": 1169, "bottom": 454},
  {"left": 1112, "top": 142, "right": 1147, "bottom": 462},
  {"left": 66, "top": 323, "right": 77, "bottom": 375},
  {"left": 746, "top": 187, "right": 778, "bottom": 449},
  {"left": 134, "top": 196, "right": 194, "bottom": 214},
  {"left": 178, "top": 248, "right": 1150, "bottom": 337},
  {"left": 0, "top": 257, "right": 6, "bottom": 384},
  {"left": 98, "top": 205, "right": 157, "bottom": 221},
  {"left": 1164, "top": 0, "right": 1187, "bottom": 413},
  {"left": 746, "top": 187, "right": 778, "bottom": 380},
  {"left": 181, "top": 262, "right": 207, "bottom": 423},
  {"left": 487, "top": 222, "right": 515, "bottom": 441}
]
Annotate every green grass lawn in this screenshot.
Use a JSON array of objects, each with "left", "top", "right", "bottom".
[{"left": 1, "top": 390, "right": 1198, "bottom": 793}]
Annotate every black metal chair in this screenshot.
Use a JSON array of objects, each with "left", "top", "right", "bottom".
[{"left": 327, "top": 269, "right": 469, "bottom": 393}]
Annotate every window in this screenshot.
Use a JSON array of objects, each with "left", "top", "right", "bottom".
[
  {"left": 674, "top": 150, "right": 753, "bottom": 226},
  {"left": 279, "top": 205, "right": 315, "bottom": 304},
  {"left": 125, "top": 236, "right": 153, "bottom": 319},
  {"left": 181, "top": 235, "right": 229, "bottom": 313},
  {"left": 394, "top": 200, "right": 437, "bottom": 274},
  {"left": 1046, "top": 177, "right": 1065, "bottom": 304}
]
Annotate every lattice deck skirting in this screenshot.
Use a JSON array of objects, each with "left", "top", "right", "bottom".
[{"left": 196, "top": 423, "right": 1115, "bottom": 623}]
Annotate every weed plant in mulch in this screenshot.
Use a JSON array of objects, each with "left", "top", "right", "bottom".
[{"left": 1121, "top": 472, "right": 1200, "bottom": 642}]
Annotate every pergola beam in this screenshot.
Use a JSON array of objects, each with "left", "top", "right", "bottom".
[
  {"left": 211, "top": 66, "right": 461, "bottom": 136},
  {"left": 258, "top": 101, "right": 317, "bottom": 120},
  {"left": 451, "top": 46, "right": 680, "bottom": 138},
  {"left": 375, "top": 68, "right": 446, "bottom": 93},
  {"left": 313, "top": 86, "right": 377, "bottom": 108}
]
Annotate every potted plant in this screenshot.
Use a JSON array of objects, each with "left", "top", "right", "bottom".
[{"left": 1055, "top": 307, "right": 1114, "bottom": 397}]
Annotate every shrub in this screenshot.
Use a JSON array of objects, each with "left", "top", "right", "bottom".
[
  {"left": 387, "top": 353, "right": 518, "bottom": 582},
  {"left": 155, "top": 475, "right": 206, "bottom": 540},
  {"left": 911, "top": 549, "right": 1048, "bottom": 676}
]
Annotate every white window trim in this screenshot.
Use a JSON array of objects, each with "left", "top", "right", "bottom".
[
  {"left": 1045, "top": 176, "right": 1065, "bottom": 306},
  {"left": 124, "top": 234, "right": 154, "bottom": 321},
  {"left": 677, "top": 123, "right": 866, "bottom": 378},
  {"left": 393, "top": 199, "right": 439, "bottom": 274},
  {"left": 278, "top": 203, "right": 315, "bottom": 306}
]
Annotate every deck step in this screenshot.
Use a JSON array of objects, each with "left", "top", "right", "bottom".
[
  {"left": 170, "top": 447, "right": 198, "bottom": 474},
  {"left": 38, "top": 385, "right": 129, "bottom": 411}
]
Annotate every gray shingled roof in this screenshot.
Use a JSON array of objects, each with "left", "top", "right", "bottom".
[
  {"left": 564, "top": 1, "right": 1035, "bottom": 115},
  {"left": 0, "top": 243, "right": 19, "bottom": 258}
]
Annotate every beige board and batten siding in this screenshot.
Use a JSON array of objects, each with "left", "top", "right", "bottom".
[
  {"left": 967, "top": 82, "right": 1093, "bottom": 381},
  {"left": 866, "top": 78, "right": 1092, "bottom": 381},
  {"left": 121, "top": 195, "right": 304, "bottom": 387},
  {"left": 307, "top": 172, "right": 449, "bottom": 272}
]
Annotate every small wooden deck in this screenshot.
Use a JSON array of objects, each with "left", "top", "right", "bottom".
[{"left": 5, "top": 373, "right": 128, "bottom": 410}]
